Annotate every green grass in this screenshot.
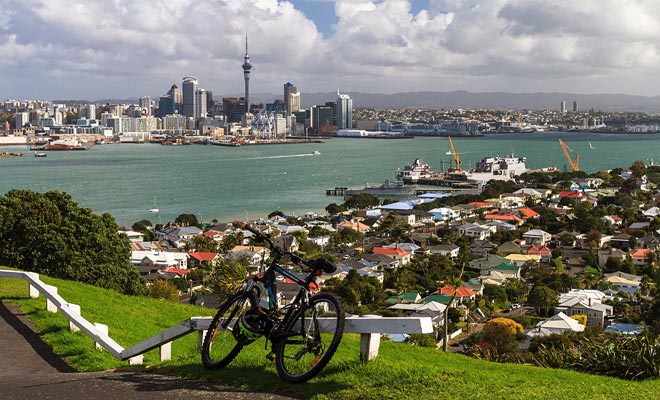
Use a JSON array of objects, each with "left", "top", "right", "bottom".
[{"left": 2, "top": 269, "right": 660, "bottom": 399}]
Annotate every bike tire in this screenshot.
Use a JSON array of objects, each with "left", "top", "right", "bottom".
[
  {"left": 275, "top": 292, "right": 345, "bottom": 383},
  {"left": 201, "top": 292, "right": 258, "bottom": 369}
]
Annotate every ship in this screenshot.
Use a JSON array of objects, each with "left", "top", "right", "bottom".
[
  {"left": 32, "top": 138, "right": 94, "bottom": 151},
  {"left": 395, "top": 158, "right": 433, "bottom": 183},
  {"left": 464, "top": 153, "right": 528, "bottom": 182},
  {"left": 345, "top": 179, "right": 416, "bottom": 198}
]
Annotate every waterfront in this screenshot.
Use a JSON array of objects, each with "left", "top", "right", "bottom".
[{"left": 1, "top": 132, "right": 660, "bottom": 226}]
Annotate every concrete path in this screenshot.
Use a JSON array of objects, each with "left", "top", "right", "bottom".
[{"left": 0, "top": 301, "right": 297, "bottom": 400}]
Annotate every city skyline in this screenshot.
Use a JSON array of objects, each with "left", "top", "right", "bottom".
[{"left": 3, "top": 0, "right": 660, "bottom": 100}]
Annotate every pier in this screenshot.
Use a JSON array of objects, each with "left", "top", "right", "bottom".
[{"left": 326, "top": 187, "right": 349, "bottom": 196}]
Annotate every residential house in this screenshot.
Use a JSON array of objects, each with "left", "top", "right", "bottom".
[
  {"left": 457, "top": 222, "right": 496, "bottom": 241},
  {"left": 428, "top": 207, "right": 460, "bottom": 222},
  {"left": 630, "top": 248, "right": 652, "bottom": 266},
  {"left": 131, "top": 250, "right": 188, "bottom": 276},
  {"left": 470, "top": 240, "right": 497, "bottom": 257},
  {"left": 386, "top": 291, "right": 422, "bottom": 304},
  {"left": 484, "top": 213, "right": 523, "bottom": 226},
  {"left": 372, "top": 246, "right": 411, "bottom": 266},
  {"left": 307, "top": 235, "right": 331, "bottom": 247},
  {"left": 526, "top": 312, "right": 585, "bottom": 337},
  {"left": 119, "top": 230, "right": 145, "bottom": 243},
  {"left": 426, "top": 244, "right": 460, "bottom": 258},
  {"left": 506, "top": 253, "right": 541, "bottom": 267},
  {"left": 498, "top": 193, "right": 527, "bottom": 208},
  {"left": 274, "top": 234, "right": 300, "bottom": 253},
  {"left": 638, "top": 235, "right": 660, "bottom": 250},
  {"left": 514, "top": 187, "right": 550, "bottom": 199},
  {"left": 187, "top": 252, "right": 221, "bottom": 268},
  {"left": 498, "top": 241, "right": 522, "bottom": 256},
  {"left": 556, "top": 289, "right": 613, "bottom": 327},
  {"left": 598, "top": 247, "right": 628, "bottom": 267},
  {"left": 522, "top": 229, "right": 552, "bottom": 246},
  {"left": 607, "top": 233, "right": 634, "bottom": 251},
  {"left": 385, "top": 242, "right": 421, "bottom": 254},
  {"left": 157, "top": 225, "right": 203, "bottom": 248},
  {"left": 602, "top": 215, "right": 623, "bottom": 227},
  {"left": 274, "top": 223, "right": 309, "bottom": 235},
  {"left": 432, "top": 285, "right": 477, "bottom": 305},
  {"left": 202, "top": 230, "right": 225, "bottom": 242},
  {"left": 226, "top": 245, "right": 271, "bottom": 265},
  {"left": 571, "top": 177, "right": 604, "bottom": 189},
  {"left": 388, "top": 301, "right": 447, "bottom": 329},
  {"left": 483, "top": 262, "right": 521, "bottom": 280},
  {"left": 360, "top": 253, "right": 400, "bottom": 269},
  {"left": 337, "top": 220, "right": 371, "bottom": 233},
  {"left": 527, "top": 245, "right": 552, "bottom": 262},
  {"left": 604, "top": 271, "right": 642, "bottom": 294},
  {"left": 469, "top": 254, "right": 510, "bottom": 271}
]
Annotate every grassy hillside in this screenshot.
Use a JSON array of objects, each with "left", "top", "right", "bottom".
[{"left": 2, "top": 270, "right": 660, "bottom": 399}]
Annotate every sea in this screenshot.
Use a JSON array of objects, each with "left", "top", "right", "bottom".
[{"left": 1, "top": 131, "right": 660, "bottom": 227}]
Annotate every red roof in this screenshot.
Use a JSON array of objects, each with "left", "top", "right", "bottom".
[
  {"left": 373, "top": 246, "right": 410, "bottom": 257},
  {"left": 484, "top": 213, "right": 521, "bottom": 222},
  {"left": 187, "top": 252, "right": 219, "bottom": 262},
  {"left": 518, "top": 208, "right": 539, "bottom": 219},
  {"left": 468, "top": 201, "right": 492, "bottom": 208},
  {"left": 631, "top": 248, "right": 652, "bottom": 259},
  {"left": 559, "top": 191, "right": 584, "bottom": 199},
  {"left": 283, "top": 277, "right": 320, "bottom": 291},
  {"left": 433, "top": 285, "right": 476, "bottom": 298},
  {"left": 163, "top": 268, "right": 189, "bottom": 276},
  {"left": 527, "top": 245, "right": 551, "bottom": 255}
]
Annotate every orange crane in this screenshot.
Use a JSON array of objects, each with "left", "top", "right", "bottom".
[
  {"left": 447, "top": 136, "right": 462, "bottom": 171},
  {"left": 558, "top": 139, "right": 579, "bottom": 172}
]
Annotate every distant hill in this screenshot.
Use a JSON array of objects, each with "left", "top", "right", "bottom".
[
  {"left": 73, "top": 91, "right": 660, "bottom": 112},
  {"left": 300, "top": 91, "right": 660, "bottom": 112}
]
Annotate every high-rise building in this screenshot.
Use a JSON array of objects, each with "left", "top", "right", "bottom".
[
  {"left": 182, "top": 76, "right": 198, "bottom": 119},
  {"left": 140, "top": 96, "right": 151, "bottom": 116},
  {"left": 196, "top": 89, "right": 208, "bottom": 119},
  {"left": 15, "top": 112, "right": 29, "bottom": 129},
  {"left": 336, "top": 91, "right": 352, "bottom": 129},
  {"left": 284, "top": 82, "right": 300, "bottom": 115},
  {"left": 223, "top": 97, "right": 246, "bottom": 123},
  {"left": 560, "top": 100, "right": 567, "bottom": 114},
  {"left": 157, "top": 96, "right": 176, "bottom": 118},
  {"left": 573, "top": 100, "right": 578, "bottom": 112},
  {"left": 168, "top": 83, "right": 183, "bottom": 113},
  {"left": 206, "top": 90, "right": 214, "bottom": 116},
  {"left": 242, "top": 35, "right": 252, "bottom": 121}
]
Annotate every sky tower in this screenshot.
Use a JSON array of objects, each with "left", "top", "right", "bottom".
[{"left": 242, "top": 34, "right": 252, "bottom": 121}]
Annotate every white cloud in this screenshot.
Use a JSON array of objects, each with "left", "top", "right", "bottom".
[{"left": 2, "top": 0, "right": 660, "bottom": 99}]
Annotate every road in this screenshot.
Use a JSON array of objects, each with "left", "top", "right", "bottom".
[{"left": 0, "top": 301, "right": 296, "bottom": 400}]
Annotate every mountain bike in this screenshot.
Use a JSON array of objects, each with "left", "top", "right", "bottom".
[{"left": 201, "top": 221, "right": 345, "bottom": 383}]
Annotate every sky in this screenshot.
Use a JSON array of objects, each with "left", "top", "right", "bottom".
[{"left": 2, "top": 0, "right": 660, "bottom": 100}]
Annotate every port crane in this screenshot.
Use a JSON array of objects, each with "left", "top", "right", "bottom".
[
  {"left": 447, "top": 136, "right": 462, "bottom": 171},
  {"left": 558, "top": 139, "right": 579, "bottom": 172}
]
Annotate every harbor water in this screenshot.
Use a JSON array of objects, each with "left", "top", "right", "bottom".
[{"left": 1, "top": 132, "right": 660, "bottom": 226}]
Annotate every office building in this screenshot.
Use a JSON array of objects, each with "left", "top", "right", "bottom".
[
  {"left": 15, "top": 112, "right": 30, "bottom": 129},
  {"left": 561, "top": 101, "right": 567, "bottom": 114},
  {"left": 573, "top": 100, "right": 578, "bottom": 112},
  {"left": 140, "top": 96, "right": 151, "bottom": 116},
  {"left": 223, "top": 97, "right": 246, "bottom": 123},
  {"left": 284, "top": 82, "right": 300, "bottom": 115},
  {"left": 336, "top": 91, "right": 352, "bottom": 129},
  {"left": 182, "top": 76, "right": 198, "bottom": 119},
  {"left": 196, "top": 89, "right": 208, "bottom": 119},
  {"left": 157, "top": 96, "right": 176, "bottom": 118},
  {"left": 168, "top": 83, "right": 183, "bottom": 113}
]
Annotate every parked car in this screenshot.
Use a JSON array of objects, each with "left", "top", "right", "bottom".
[{"left": 510, "top": 303, "right": 521, "bottom": 309}]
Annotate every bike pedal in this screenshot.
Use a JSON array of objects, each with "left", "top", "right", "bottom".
[{"left": 266, "top": 351, "right": 276, "bottom": 362}]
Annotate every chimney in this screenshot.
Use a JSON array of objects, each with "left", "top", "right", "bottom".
[{"left": 588, "top": 298, "right": 592, "bottom": 306}]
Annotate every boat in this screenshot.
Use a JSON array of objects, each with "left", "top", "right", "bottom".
[
  {"left": 589, "top": 142, "right": 597, "bottom": 150},
  {"left": 0, "top": 151, "right": 23, "bottom": 157},
  {"left": 395, "top": 158, "right": 433, "bottom": 183},
  {"left": 148, "top": 196, "right": 159, "bottom": 213},
  {"left": 33, "top": 138, "right": 94, "bottom": 151},
  {"left": 34, "top": 152, "right": 47, "bottom": 157},
  {"left": 313, "top": 150, "right": 321, "bottom": 155},
  {"left": 464, "top": 153, "right": 528, "bottom": 182},
  {"left": 345, "top": 179, "right": 415, "bottom": 197}
]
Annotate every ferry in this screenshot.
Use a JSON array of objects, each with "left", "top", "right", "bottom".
[
  {"left": 32, "top": 138, "right": 94, "bottom": 151},
  {"left": 395, "top": 158, "right": 433, "bottom": 183},
  {"left": 466, "top": 154, "right": 528, "bottom": 181}
]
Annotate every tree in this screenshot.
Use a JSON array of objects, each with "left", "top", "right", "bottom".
[
  {"left": 343, "top": 193, "right": 380, "bottom": 210},
  {"left": 527, "top": 285, "right": 558, "bottom": 316},
  {"left": 149, "top": 279, "right": 179, "bottom": 302},
  {"left": 0, "top": 190, "right": 147, "bottom": 295},
  {"left": 175, "top": 213, "right": 200, "bottom": 227}
]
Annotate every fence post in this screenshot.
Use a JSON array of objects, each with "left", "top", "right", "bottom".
[
  {"left": 44, "top": 285, "right": 58, "bottom": 313},
  {"left": 67, "top": 303, "right": 81, "bottom": 332},
  {"left": 160, "top": 342, "right": 172, "bottom": 362},
  {"left": 360, "top": 333, "right": 381, "bottom": 362},
  {"left": 93, "top": 323, "right": 108, "bottom": 350}
]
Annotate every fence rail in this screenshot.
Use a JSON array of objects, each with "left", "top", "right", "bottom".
[{"left": 0, "top": 269, "right": 433, "bottom": 363}]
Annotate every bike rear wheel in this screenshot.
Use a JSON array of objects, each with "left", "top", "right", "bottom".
[
  {"left": 275, "top": 292, "right": 344, "bottom": 383},
  {"left": 202, "top": 292, "right": 258, "bottom": 369}
]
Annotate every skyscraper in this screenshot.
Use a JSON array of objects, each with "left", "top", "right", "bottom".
[
  {"left": 242, "top": 35, "right": 252, "bottom": 121},
  {"left": 560, "top": 100, "right": 567, "bottom": 114},
  {"left": 182, "top": 76, "right": 198, "bottom": 119},
  {"left": 284, "top": 82, "right": 300, "bottom": 115},
  {"left": 140, "top": 96, "right": 151, "bottom": 116},
  {"left": 168, "top": 83, "right": 183, "bottom": 114},
  {"left": 573, "top": 100, "right": 578, "bottom": 112},
  {"left": 336, "top": 91, "right": 352, "bottom": 130},
  {"left": 196, "top": 89, "right": 207, "bottom": 119}
]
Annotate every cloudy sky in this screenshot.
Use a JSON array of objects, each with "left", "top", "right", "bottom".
[{"left": 2, "top": 0, "right": 660, "bottom": 100}]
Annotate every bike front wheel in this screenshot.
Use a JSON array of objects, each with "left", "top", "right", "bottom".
[
  {"left": 275, "top": 292, "right": 345, "bottom": 383},
  {"left": 201, "top": 292, "right": 258, "bottom": 369}
]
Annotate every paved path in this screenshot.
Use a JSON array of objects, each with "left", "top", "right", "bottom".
[{"left": 0, "top": 301, "right": 297, "bottom": 400}]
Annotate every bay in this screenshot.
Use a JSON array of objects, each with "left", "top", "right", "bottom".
[{"left": 1, "top": 131, "right": 660, "bottom": 226}]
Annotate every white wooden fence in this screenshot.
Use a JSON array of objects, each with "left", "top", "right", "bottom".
[{"left": 0, "top": 269, "right": 433, "bottom": 364}]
